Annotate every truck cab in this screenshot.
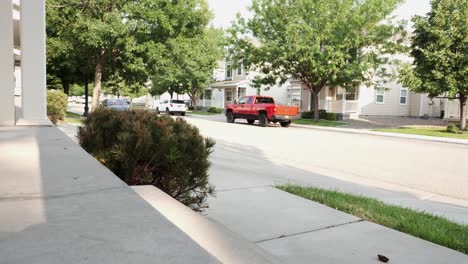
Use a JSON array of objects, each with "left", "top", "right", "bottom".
[{"left": 225, "top": 96, "right": 299, "bottom": 127}]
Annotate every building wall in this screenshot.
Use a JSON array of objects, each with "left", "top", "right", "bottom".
[{"left": 360, "top": 82, "right": 411, "bottom": 116}]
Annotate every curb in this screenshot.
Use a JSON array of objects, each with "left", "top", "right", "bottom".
[{"left": 291, "top": 124, "right": 468, "bottom": 146}]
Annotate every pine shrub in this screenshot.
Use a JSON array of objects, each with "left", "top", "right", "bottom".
[
  {"left": 78, "top": 108, "right": 216, "bottom": 211},
  {"left": 47, "top": 90, "right": 68, "bottom": 124}
]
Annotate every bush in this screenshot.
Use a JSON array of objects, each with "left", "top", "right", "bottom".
[
  {"left": 207, "top": 107, "right": 223, "bottom": 113},
  {"left": 325, "top": 112, "right": 337, "bottom": 121},
  {"left": 300, "top": 110, "right": 336, "bottom": 120},
  {"left": 47, "top": 90, "right": 68, "bottom": 124},
  {"left": 188, "top": 106, "right": 195, "bottom": 111},
  {"left": 446, "top": 123, "right": 461, "bottom": 134},
  {"left": 301, "top": 111, "right": 314, "bottom": 119},
  {"left": 78, "top": 108, "right": 216, "bottom": 211}
]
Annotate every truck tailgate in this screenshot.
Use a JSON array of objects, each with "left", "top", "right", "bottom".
[{"left": 276, "top": 105, "right": 299, "bottom": 117}]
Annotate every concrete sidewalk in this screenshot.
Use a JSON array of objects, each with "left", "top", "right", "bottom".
[{"left": 206, "top": 186, "right": 467, "bottom": 264}]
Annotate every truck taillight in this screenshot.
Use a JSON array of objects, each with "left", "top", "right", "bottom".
[
  {"left": 274, "top": 108, "right": 277, "bottom": 111},
  {"left": 170, "top": 104, "right": 173, "bottom": 107}
]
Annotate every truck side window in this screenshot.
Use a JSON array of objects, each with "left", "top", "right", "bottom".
[
  {"left": 238, "top": 97, "right": 246, "bottom": 104},
  {"left": 247, "top": 97, "right": 253, "bottom": 104}
]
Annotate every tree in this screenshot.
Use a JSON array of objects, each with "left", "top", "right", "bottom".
[
  {"left": 228, "top": 0, "right": 406, "bottom": 120},
  {"left": 150, "top": 28, "right": 225, "bottom": 106},
  {"left": 401, "top": 0, "right": 467, "bottom": 130},
  {"left": 46, "top": 0, "right": 211, "bottom": 110}
]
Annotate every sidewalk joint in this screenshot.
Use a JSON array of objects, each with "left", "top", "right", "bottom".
[{"left": 255, "top": 219, "right": 365, "bottom": 244}]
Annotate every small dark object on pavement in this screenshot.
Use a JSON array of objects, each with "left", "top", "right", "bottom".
[{"left": 377, "top": 254, "right": 389, "bottom": 263}]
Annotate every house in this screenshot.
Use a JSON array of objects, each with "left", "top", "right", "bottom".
[{"left": 199, "top": 60, "right": 465, "bottom": 121}]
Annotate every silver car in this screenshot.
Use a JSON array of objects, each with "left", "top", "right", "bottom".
[{"left": 101, "top": 99, "right": 131, "bottom": 111}]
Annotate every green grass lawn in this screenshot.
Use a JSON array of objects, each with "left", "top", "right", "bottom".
[
  {"left": 293, "top": 118, "right": 345, "bottom": 127},
  {"left": 277, "top": 184, "right": 468, "bottom": 254},
  {"left": 64, "top": 111, "right": 82, "bottom": 124},
  {"left": 375, "top": 127, "right": 468, "bottom": 139},
  {"left": 187, "top": 111, "right": 220, "bottom": 115}
]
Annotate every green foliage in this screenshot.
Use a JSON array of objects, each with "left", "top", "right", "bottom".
[
  {"left": 47, "top": 0, "right": 213, "bottom": 104},
  {"left": 228, "top": 0, "right": 406, "bottom": 120},
  {"left": 301, "top": 110, "right": 335, "bottom": 120},
  {"left": 207, "top": 107, "right": 223, "bottom": 114},
  {"left": 47, "top": 90, "right": 68, "bottom": 124},
  {"left": 78, "top": 109, "right": 216, "bottom": 211},
  {"left": 401, "top": 0, "right": 468, "bottom": 129},
  {"left": 150, "top": 27, "right": 225, "bottom": 105},
  {"left": 69, "top": 84, "right": 85, "bottom": 96},
  {"left": 446, "top": 123, "right": 461, "bottom": 134}
]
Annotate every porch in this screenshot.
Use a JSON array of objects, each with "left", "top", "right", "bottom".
[
  {"left": 210, "top": 80, "right": 249, "bottom": 108},
  {"left": 317, "top": 87, "right": 360, "bottom": 119}
]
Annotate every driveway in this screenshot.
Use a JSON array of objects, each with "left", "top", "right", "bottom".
[{"left": 185, "top": 117, "right": 468, "bottom": 224}]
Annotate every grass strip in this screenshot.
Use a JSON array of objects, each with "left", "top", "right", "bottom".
[{"left": 277, "top": 184, "right": 468, "bottom": 254}]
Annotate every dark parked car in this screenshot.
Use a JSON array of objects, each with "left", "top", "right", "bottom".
[{"left": 101, "top": 99, "right": 131, "bottom": 111}]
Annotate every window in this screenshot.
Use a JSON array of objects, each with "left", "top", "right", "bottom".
[
  {"left": 400, "top": 88, "right": 408, "bottom": 105},
  {"left": 255, "top": 97, "right": 274, "bottom": 104},
  {"left": 237, "top": 62, "right": 242, "bottom": 75},
  {"left": 226, "top": 90, "right": 233, "bottom": 101},
  {"left": 226, "top": 64, "right": 232, "bottom": 79},
  {"left": 205, "top": 90, "right": 212, "bottom": 100},
  {"left": 376, "top": 88, "right": 384, "bottom": 104},
  {"left": 238, "top": 97, "right": 246, "bottom": 104},
  {"left": 199, "top": 90, "right": 212, "bottom": 100},
  {"left": 247, "top": 97, "right": 253, "bottom": 104}
]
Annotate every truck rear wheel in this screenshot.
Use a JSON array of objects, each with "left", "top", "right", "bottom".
[
  {"left": 259, "top": 113, "right": 268, "bottom": 127},
  {"left": 226, "top": 111, "right": 235, "bottom": 123},
  {"left": 247, "top": 119, "right": 255, "bottom": 125},
  {"left": 280, "top": 120, "right": 291, "bottom": 127}
]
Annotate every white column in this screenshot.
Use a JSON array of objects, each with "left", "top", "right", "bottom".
[
  {"left": 18, "top": 0, "right": 50, "bottom": 125},
  {"left": 0, "top": 0, "right": 15, "bottom": 125}
]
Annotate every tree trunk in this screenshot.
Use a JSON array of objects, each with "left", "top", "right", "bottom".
[
  {"left": 189, "top": 95, "right": 197, "bottom": 107},
  {"left": 63, "top": 81, "right": 70, "bottom": 95},
  {"left": 460, "top": 94, "right": 467, "bottom": 131},
  {"left": 313, "top": 92, "right": 319, "bottom": 121},
  {"left": 91, "top": 49, "right": 105, "bottom": 111}
]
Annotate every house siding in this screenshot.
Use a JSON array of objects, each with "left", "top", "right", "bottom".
[{"left": 360, "top": 82, "right": 411, "bottom": 116}]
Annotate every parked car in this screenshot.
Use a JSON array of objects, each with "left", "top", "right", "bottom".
[
  {"left": 156, "top": 99, "right": 186, "bottom": 116},
  {"left": 101, "top": 99, "right": 131, "bottom": 111},
  {"left": 225, "top": 95, "right": 299, "bottom": 127}
]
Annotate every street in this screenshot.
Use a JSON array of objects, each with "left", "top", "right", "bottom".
[{"left": 183, "top": 116, "right": 468, "bottom": 224}]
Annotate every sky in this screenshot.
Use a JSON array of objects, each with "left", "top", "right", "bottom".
[{"left": 207, "top": 0, "right": 432, "bottom": 30}]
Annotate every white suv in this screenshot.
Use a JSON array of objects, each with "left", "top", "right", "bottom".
[{"left": 156, "top": 99, "right": 187, "bottom": 116}]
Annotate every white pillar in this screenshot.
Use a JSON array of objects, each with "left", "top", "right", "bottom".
[
  {"left": 18, "top": 0, "right": 50, "bottom": 125},
  {"left": 0, "top": 0, "right": 15, "bottom": 125}
]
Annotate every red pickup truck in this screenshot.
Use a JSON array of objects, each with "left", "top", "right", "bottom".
[{"left": 226, "top": 96, "right": 299, "bottom": 127}]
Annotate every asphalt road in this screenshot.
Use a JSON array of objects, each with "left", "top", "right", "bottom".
[{"left": 184, "top": 115, "right": 468, "bottom": 224}]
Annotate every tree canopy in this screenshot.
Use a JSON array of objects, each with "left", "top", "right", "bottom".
[
  {"left": 150, "top": 28, "right": 225, "bottom": 105},
  {"left": 46, "top": 0, "right": 213, "bottom": 109},
  {"left": 401, "top": 0, "right": 467, "bottom": 129},
  {"left": 228, "top": 0, "right": 406, "bottom": 120}
]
